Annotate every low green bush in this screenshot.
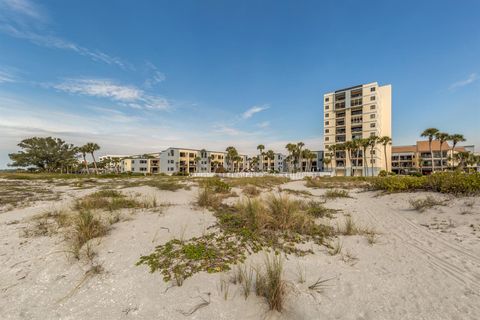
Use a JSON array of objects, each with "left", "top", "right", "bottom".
[{"left": 370, "top": 172, "right": 480, "bottom": 195}]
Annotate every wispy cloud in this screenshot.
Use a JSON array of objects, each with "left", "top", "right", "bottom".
[
  {"left": 144, "top": 62, "right": 166, "bottom": 88},
  {"left": 257, "top": 121, "right": 270, "bottom": 129},
  {"left": 53, "top": 78, "right": 169, "bottom": 110},
  {"left": 0, "top": 0, "right": 127, "bottom": 69},
  {"left": 241, "top": 104, "right": 269, "bottom": 119},
  {"left": 0, "top": 69, "right": 16, "bottom": 83},
  {"left": 449, "top": 73, "right": 478, "bottom": 90}
]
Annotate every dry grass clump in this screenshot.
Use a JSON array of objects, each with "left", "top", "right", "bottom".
[
  {"left": 196, "top": 187, "right": 222, "bottom": 209},
  {"left": 23, "top": 209, "right": 70, "bottom": 237},
  {"left": 255, "top": 254, "right": 287, "bottom": 312},
  {"left": 279, "top": 188, "right": 313, "bottom": 197},
  {"left": 70, "top": 211, "right": 109, "bottom": 259},
  {"left": 242, "top": 185, "right": 260, "bottom": 197},
  {"left": 305, "top": 176, "right": 368, "bottom": 189},
  {"left": 409, "top": 196, "right": 445, "bottom": 212},
  {"left": 231, "top": 264, "right": 254, "bottom": 299},
  {"left": 324, "top": 189, "right": 351, "bottom": 199},
  {"left": 226, "top": 176, "right": 289, "bottom": 189},
  {"left": 75, "top": 190, "right": 157, "bottom": 212},
  {"left": 328, "top": 238, "right": 343, "bottom": 255},
  {"left": 300, "top": 201, "right": 336, "bottom": 218}
]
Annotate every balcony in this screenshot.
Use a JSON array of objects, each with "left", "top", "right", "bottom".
[
  {"left": 336, "top": 120, "right": 345, "bottom": 126},
  {"left": 335, "top": 102, "right": 346, "bottom": 109},
  {"left": 351, "top": 126, "right": 363, "bottom": 133},
  {"left": 351, "top": 98, "right": 362, "bottom": 107},
  {"left": 351, "top": 108, "right": 363, "bottom": 116}
]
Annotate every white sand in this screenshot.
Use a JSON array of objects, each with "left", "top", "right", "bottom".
[{"left": 1, "top": 179, "right": 479, "bottom": 319}]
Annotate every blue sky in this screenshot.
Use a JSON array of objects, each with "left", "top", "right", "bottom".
[{"left": 1, "top": 0, "right": 479, "bottom": 168}]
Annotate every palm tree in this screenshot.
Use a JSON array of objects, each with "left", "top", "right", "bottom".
[
  {"left": 266, "top": 150, "right": 275, "bottom": 172},
  {"left": 368, "top": 136, "right": 379, "bottom": 176},
  {"left": 285, "top": 143, "right": 297, "bottom": 172},
  {"left": 435, "top": 132, "right": 449, "bottom": 171},
  {"left": 448, "top": 134, "right": 466, "bottom": 169},
  {"left": 421, "top": 128, "right": 439, "bottom": 174},
  {"left": 83, "top": 143, "right": 100, "bottom": 174},
  {"left": 342, "top": 141, "right": 353, "bottom": 176},
  {"left": 327, "top": 144, "right": 338, "bottom": 176},
  {"left": 257, "top": 145, "right": 265, "bottom": 171},
  {"left": 357, "top": 138, "right": 369, "bottom": 177},
  {"left": 296, "top": 142, "right": 305, "bottom": 172},
  {"left": 379, "top": 136, "right": 392, "bottom": 173},
  {"left": 194, "top": 156, "right": 201, "bottom": 173},
  {"left": 323, "top": 155, "right": 332, "bottom": 173},
  {"left": 453, "top": 151, "right": 470, "bottom": 171},
  {"left": 225, "top": 146, "right": 238, "bottom": 172},
  {"left": 78, "top": 145, "right": 89, "bottom": 174}
]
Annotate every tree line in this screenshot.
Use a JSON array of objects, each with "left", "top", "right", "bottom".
[{"left": 8, "top": 137, "right": 101, "bottom": 174}]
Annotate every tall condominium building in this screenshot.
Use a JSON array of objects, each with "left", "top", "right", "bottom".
[{"left": 323, "top": 82, "right": 392, "bottom": 176}]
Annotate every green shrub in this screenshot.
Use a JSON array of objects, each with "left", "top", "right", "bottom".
[
  {"left": 202, "top": 177, "right": 231, "bottom": 193},
  {"left": 371, "top": 172, "right": 480, "bottom": 195}
]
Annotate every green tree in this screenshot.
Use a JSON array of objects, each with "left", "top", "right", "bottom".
[
  {"left": 8, "top": 137, "right": 78, "bottom": 172},
  {"left": 421, "top": 128, "right": 439, "bottom": 173},
  {"left": 266, "top": 149, "right": 275, "bottom": 171}
]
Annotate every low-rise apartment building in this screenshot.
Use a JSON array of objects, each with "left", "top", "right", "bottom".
[
  {"left": 300, "top": 151, "right": 324, "bottom": 172},
  {"left": 121, "top": 157, "right": 160, "bottom": 174},
  {"left": 391, "top": 141, "right": 467, "bottom": 174},
  {"left": 259, "top": 153, "right": 287, "bottom": 172}
]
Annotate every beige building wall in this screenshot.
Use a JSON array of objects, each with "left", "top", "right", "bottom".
[{"left": 324, "top": 82, "right": 392, "bottom": 176}]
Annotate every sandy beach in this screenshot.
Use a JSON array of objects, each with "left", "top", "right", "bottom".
[{"left": 1, "top": 177, "right": 479, "bottom": 320}]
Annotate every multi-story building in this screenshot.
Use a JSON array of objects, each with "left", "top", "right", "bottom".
[
  {"left": 300, "top": 151, "right": 324, "bottom": 172},
  {"left": 121, "top": 157, "right": 160, "bottom": 174},
  {"left": 159, "top": 147, "right": 249, "bottom": 174},
  {"left": 324, "top": 82, "right": 392, "bottom": 176},
  {"left": 391, "top": 141, "right": 468, "bottom": 174},
  {"left": 259, "top": 153, "right": 287, "bottom": 172}
]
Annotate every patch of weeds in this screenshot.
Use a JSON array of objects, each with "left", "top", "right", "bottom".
[
  {"left": 201, "top": 177, "right": 231, "bottom": 193},
  {"left": 137, "top": 234, "right": 246, "bottom": 283},
  {"left": 254, "top": 254, "right": 287, "bottom": 312},
  {"left": 324, "top": 189, "right": 351, "bottom": 200},
  {"left": 219, "top": 277, "right": 230, "bottom": 300},
  {"left": 280, "top": 188, "right": 313, "bottom": 197},
  {"left": 75, "top": 190, "right": 157, "bottom": 212},
  {"left": 226, "top": 176, "right": 289, "bottom": 189},
  {"left": 341, "top": 250, "right": 358, "bottom": 266},
  {"left": 305, "top": 176, "right": 368, "bottom": 189},
  {"left": 242, "top": 185, "right": 260, "bottom": 197},
  {"left": 23, "top": 209, "right": 69, "bottom": 237},
  {"left": 409, "top": 196, "right": 445, "bottom": 212},
  {"left": 301, "top": 201, "right": 336, "bottom": 218}
]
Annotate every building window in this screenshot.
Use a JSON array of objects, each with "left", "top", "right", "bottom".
[
  {"left": 370, "top": 132, "right": 376, "bottom": 137},
  {"left": 370, "top": 105, "right": 375, "bottom": 110},
  {"left": 370, "top": 87, "right": 375, "bottom": 92},
  {"left": 370, "top": 123, "right": 376, "bottom": 128},
  {"left": 370, "top": 96, "right": 376, "bottom": 101},
  {"left": 325, "top": 113, "right": 329, "bottom": 118},
  {"left": 325, "top": 97, "right": 329, "bottom": 102},
  {"left": 325, "top": 129, "right": 329, "bottom": 133},
  {"left": 325, "top": 106, "right": 329, "bottom": 110},
  {"left": 132, "top": 160, "right": 135, "bottom": 164},
  {"left": 325, "top": 137, "right": 329, "bottom": 141},
  {"left": 325, "top": 121, "right": 329, "bottom": 126},
  {"left": 370, "top": 114, "right": 375, "bottom": 119}
]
